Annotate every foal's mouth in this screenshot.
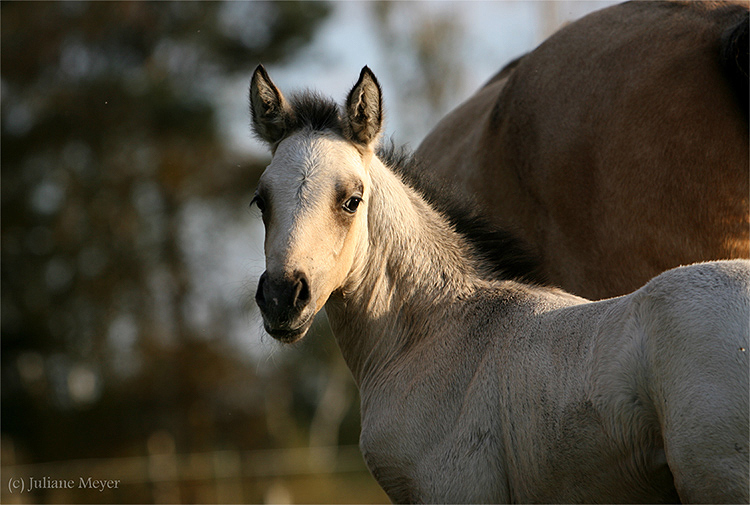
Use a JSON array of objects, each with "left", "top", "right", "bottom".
[{"left": 263, "top": 312, "right": 314, "bottom": 344}]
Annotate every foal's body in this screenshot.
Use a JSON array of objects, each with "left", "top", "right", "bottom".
[
  {"left": 327, "top": 148, "right": 747, "bottom": 503},
  {"left": 249, "top": 66, "right": 749, "bottom": 503}
]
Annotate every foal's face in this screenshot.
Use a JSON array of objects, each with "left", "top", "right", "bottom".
[
  {"left": 254, "top": 131, "right": 370, "bottom": 342},
  {"left": 249, "top": 64, "right": 383, "bottom": 343}
]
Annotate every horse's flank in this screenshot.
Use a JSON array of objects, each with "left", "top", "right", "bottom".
[{"left": 416, "top": 0, "right": 750, "bottom": 300}]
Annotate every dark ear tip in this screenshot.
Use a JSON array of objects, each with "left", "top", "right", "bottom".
[
  {"left": 360, "top": 65, "right": 377, "bottom": 82},
  {"left": 252, "top": 64, "right": 269, "bottom": 82}
]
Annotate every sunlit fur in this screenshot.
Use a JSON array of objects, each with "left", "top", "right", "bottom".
[{"left": 250, "top": 65, "right": 750, "bottom": 503}]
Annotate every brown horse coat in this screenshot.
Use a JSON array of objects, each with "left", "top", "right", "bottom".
[{"left": 416, "top": 0, "right": 750, "bottom": 300}]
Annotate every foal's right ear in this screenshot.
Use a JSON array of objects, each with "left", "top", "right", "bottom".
[{"left": 250, "top": 65, "right": 292, "bottom": 145}]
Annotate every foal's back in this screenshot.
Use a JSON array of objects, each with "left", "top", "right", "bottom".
[{"left": 416, "top": 1, "right": 749, "bottom": 300}]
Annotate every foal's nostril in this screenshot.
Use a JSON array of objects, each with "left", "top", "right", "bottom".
[
  {"left": 255, "top": 271, "right": 268, "bottom": 308},
  {"left": 256, "top": 270, "right": 310, "bottom": 314},
  {"left": 294, "top": 271, "right": 311, "bottom": 308}
]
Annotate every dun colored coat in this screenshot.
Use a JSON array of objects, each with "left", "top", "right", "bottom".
[{"left": 248, "top": 64, "right": 749, "bottom": 503}]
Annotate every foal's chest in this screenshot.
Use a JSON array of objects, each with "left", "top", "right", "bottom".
[
  {"left": 358, "top": 365, "right": 510, "bottom": 502},
  {"left": 358, "top": 363, "right": 677, "bottom": 504},
  {"left": 359, "top": 420, "right": 508, "bottom": 503},
  {"left": 361, "top": 413, "right": 675, "bottom": 504}
]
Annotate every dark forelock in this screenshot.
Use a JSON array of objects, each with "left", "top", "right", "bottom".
[{"left": 287, "top": 91, "right": 344, "bottom": 136}]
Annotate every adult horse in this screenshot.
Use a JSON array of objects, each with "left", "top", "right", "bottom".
[
  {"left": 416, "top": 0, "right": 750, "bottom": 300},
  {"left": 248, "top": 65, "right": 749, "bottom": 503}
]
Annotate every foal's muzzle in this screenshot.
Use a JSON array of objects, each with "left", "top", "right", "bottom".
[{"left": 255, "top": 270, "right": 314, "bottom": 342}]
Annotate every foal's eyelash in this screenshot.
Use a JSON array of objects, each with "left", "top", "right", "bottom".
[{"left": 250, "top": 193, "right": 266, "bottom": 212}]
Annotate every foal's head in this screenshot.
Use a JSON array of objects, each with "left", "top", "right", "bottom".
[{"left": 250, "top": 66, "right": 383, "bottom": 343}]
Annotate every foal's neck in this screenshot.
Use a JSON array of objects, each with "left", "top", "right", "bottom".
[{"left": 326, "top": 156, "right": 485, "bottom": 385}]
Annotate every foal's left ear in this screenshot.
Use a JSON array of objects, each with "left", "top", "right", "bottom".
[
  {"left": 250, "top": 64, "right": 292, "bottom": 145},
  {"left": 344, "top": 66, "right": 383, "bottom": 147}
]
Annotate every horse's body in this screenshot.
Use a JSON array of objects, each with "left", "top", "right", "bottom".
[
  {"left": 248, "top": 66, "right": 750, "bottom": 503},
  {"left": 416, "top": 0, "right": 750, "bottom": 300}
]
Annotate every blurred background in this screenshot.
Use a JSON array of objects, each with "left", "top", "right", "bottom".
[{"left": 2, "top": 1, "right": 616, "bottom": 503}]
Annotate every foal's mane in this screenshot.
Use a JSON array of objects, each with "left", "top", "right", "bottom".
[
  {"left": 377, "top": 142, "right": 544, "bottom": 284},
  {"left": 284, "top": 91, "right": 545, "bottom": 284}
]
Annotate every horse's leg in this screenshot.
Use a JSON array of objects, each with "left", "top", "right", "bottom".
[{"left": 643, "top": 264, "right": 750, "bottom": 503}]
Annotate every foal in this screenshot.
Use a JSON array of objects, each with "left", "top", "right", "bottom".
[{"left": 249, "top": 65, "right": 749, "bottom": 503}]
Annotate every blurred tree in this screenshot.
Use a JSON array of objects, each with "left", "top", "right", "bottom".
[
  {"left": 372, "top": 2, "right": 464, "bottom": 142},
  {"left": 1, "top": 1, "right": 333, "bottom": 500}
]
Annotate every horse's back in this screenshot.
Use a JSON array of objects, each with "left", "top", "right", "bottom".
[
  {"left": 638, "top": 260, "right": 749, "bottom": 502},
  {"left": 416, "top": 1, "right": 750, "bottom": 300}
]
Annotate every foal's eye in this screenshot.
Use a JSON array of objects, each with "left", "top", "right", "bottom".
[
  {"left": 251, "top": 194, "right": 266, "bottom": 213},
  {"left": 343, "top": 196, "right": 362, "bottom": 214}
]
